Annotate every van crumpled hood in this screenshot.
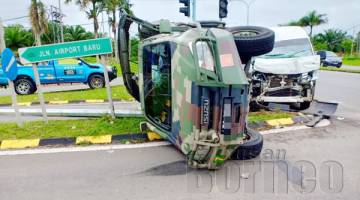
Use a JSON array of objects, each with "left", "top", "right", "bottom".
[{"left": 253, "top": 55, "right": 320, "bottom": 74}]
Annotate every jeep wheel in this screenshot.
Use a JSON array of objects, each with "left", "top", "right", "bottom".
[
  {"left": 231, "top": 128, "right": 263, "bottom": 160},
  {"left": 227, "top": 26, "right": 275, "bottom": 63},
  {"left": 14, "top": 78, "right": 36, "bottom": 95},
  {"left": 88, "top": 74, "right": 105, "bottom": 89}
]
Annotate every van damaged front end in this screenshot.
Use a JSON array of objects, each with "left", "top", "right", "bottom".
[{"left": 250, "top": 56, "right": 319, "bottom": 104}]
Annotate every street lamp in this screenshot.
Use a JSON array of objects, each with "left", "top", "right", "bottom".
[{"left": 233, "top": 0, "right": 257, "bottom": 25}]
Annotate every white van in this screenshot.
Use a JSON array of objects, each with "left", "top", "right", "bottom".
[{"left": 247, "top": 26, "right": 320, "bottom": 109}]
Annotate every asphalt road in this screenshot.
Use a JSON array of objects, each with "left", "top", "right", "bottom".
[
  {"left": 0, "top": 77, "right": 123, "bottom": 96},
  {"left": 0, "top": 71, "right": 359, "bottom": 199}
]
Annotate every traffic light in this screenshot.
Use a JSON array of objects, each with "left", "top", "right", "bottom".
[
  {"left": 219, "top": 0, "right": 228, "bottom": 19},
  {"left": 179, "top": 0, "right": 190, "bottom": 17}
]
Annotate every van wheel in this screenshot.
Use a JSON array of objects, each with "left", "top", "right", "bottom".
[
  {"left": 14, "top": 78, "right": 36, "bottom": 95},
  {"left": 88, "top": 74, "right": 105, "bottom": 89},
  {"left": 231, "top": 128, "right": 263, "bottom": 160},
  {"left": 227, "top": 26, "right": 275, "bottom": 63}
]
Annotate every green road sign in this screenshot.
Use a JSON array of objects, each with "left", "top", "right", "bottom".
[{"left": 18, "top": 38, "right": 113, "bottom": 64}]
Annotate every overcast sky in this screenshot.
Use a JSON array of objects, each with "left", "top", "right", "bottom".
[{"left": 1, "top": 0, "right": 359, "bottom": 36}]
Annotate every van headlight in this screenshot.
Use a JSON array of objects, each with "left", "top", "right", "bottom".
[{"left": 300, "top": 72, "right": 311, "bottom": 84}]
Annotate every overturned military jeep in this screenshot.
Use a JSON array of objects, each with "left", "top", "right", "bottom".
[{"left": 118, "top": 11, "right": 274, "bottom": 169}]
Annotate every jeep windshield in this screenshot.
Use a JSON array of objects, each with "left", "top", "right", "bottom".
[{"left": 259, "top": 38, "right": 313, "bottom": 59}]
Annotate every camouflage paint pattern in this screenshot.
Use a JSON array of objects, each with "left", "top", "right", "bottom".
[{"left": 138, "top": 27, "right": 250, "bottom": 169}]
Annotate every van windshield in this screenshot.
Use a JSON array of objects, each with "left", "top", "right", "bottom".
[{"left": 260, "top": 38, "right": 313, "bottom": 59}]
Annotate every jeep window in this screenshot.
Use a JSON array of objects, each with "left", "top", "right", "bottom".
[
  {"left": 196, "top": 41, "right": 215, "bottom": 71},
  {"left": 260, "top": 38, "right": 313, "bottom": 58},
  {"left": 143, "top": 42, "right": 172, "bottom": 131}
]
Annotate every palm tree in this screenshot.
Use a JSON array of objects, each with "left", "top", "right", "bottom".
[
  {"left": 4, "top": 25, "right": 34, "bottom": 51},
  {"left": 65, "top": 0, "right": 103, "bottom": 39},
  {"left": 299, "top": 10, "right": 328, "bottom": 38},
  {"left": 64, "top": 25, "right": 94, "bottom": 41},
  {"left": 104, "top": 0, "right": 130, "bottom": 59},
  {"left": 29, "top": 0, "right": 48, "bottom": 46},
  {"left": 314, "top": 29, "right": 347, "bottom": 52}
]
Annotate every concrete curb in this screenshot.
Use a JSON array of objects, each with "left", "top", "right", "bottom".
[
  {"left": 0, "top": 99, "right": 123, "bottom": 107},
  {"left": 0, "top": 133, "right": 150, "bottom": 150},
  {"left": 248, "top": 115, "right": 311, "bottom": 130}
]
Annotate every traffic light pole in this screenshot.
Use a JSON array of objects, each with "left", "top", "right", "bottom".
[{"left": 191, "top": 0, "right": 196, "bottom": 21}]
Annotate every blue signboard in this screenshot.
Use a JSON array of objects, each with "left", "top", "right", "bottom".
[{"left": 1, "top": 48, "right": 18, "bottom": 81}]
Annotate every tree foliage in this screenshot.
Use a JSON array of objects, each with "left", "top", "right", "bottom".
[
  {"left": 65, "top": 0, "right": 104, "bottom": 38},
  {"left": 313, "top": 29, "right": 349, "bottom": 52},
  {"left": 283, "top": 10, "right": 328, "bottom": 37},
  {"left": 4, "top": 25, "right": 34, "bottom": 50}
]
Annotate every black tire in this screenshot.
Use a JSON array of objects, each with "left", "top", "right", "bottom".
[
  {"left": 231, "top": 128, "right": 263, "bottom": 160},
  {"left": 14, "top": 78, "right": 36, "bottom": 95},
  {"left": 88, "top": 74, "right": 105, "bottom": 89},
  {"left": 227, "top": 26, "right": 275, "bottom": 63}
]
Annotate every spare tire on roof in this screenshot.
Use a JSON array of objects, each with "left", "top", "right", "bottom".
[{"left": 227, "top": 26, "right": 275, "bottom": 63}]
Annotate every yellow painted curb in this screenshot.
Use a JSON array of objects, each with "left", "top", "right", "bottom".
[
  {"left": 76, "top": 135, "right": 112, "bottom": 144},
  {"left": 49, "top": 100, "right": 69, "bottom": 105},
  {"left": 17, "top": 102, "right": 32, "bottom": 106},
  {"left": 85, "top": 99, "right": 105, "bottom": 103},
  {"left": 1, "top": 139, "right": 40, "bottom": 149},
  {"left": 266, "top": 118, "right": 294, "bottom": 126},
  {"left": 147, "top": 132, "right": 162, "bottom": 141}
]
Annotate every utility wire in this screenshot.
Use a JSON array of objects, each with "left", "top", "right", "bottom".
[{"left": 3, "top": 16, "right": 29, "bottom": 22}]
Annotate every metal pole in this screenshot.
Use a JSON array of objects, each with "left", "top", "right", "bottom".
[
  {"left": 236, "top": 0, "right": 257, "bottom": 25},
  {"left": 351, "top": 28, "right": 355, "bottom": 56},
  {"left": 0, "top": 18, "right": 5, "bottom": 54},
  {"left": 32, "top": 64, "right": 48, "bottom": 122},
  {"left": 192, "top": 0, "right": 196, "bottom": 21},
  {"left": 8, "top": 80, "right": 23, "bottom": 127},
  {"left": 246, "top": 4, "right": 250, "bottom": 25},
  {"left": 100, "top": 56, "right": 115, "bottom": 118},
  {"left": 58, "top": 0, "right": 64, "bottom": 43}
]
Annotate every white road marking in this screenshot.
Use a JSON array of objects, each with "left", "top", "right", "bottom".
[
  {"left": 0, "top": 120, "right": 331, "bottom": 156},
  {"left": 5, "top": 56, "right": 15, "bottom": 72},
  {"left": 0, "top": 141, "right": 171, "bottom": 156}
]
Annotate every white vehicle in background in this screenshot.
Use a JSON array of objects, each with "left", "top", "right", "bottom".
[{"left": 246, "top": 26, "right": 320, "bottom": 110}]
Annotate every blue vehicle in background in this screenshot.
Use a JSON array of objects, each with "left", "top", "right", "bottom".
[{"left": 0, "top": 58, "right": 117, "bottom": 95}]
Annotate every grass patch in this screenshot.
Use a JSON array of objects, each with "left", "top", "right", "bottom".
[
  {"left": 0, "top": 85, "right": 133, "bottom": 104},
  {"left": 343, "top": 56, "right": 360, "bottom": 66},
  {"left": 0, "top": 116, "right": 145, "bottom": 141},
  {"left": 108, "top": 57, "right": 139, "bottom": 75},
  {"left": 320, "top": 66, "right": 360, "bottom": 74},
  {"left": 248, "top": 110, "right": 296, "bottom": 123}
]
